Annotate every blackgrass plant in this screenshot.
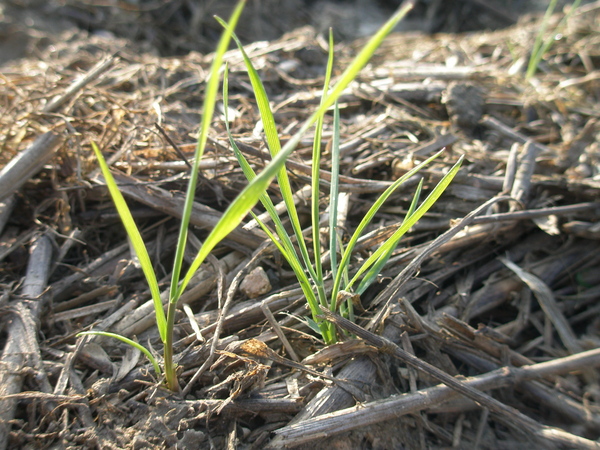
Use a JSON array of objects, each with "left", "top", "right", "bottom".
[
  {"left": 79, "top": 0, "right": 459, "bottom": 392},
  {"left": 526, "top": 0, "right": 581, "bottom": 80},
  {"left": 224, "top": 30, "right": 463, "bottom": 344}
]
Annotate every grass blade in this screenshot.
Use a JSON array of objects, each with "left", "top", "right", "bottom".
[
  {"left": 331, "top": 149, "right": 446, "bottom": 302},
  {"left": 217, "top": 1, "right": 415, "bottom": 344},
  {"left": 223, "top": 66, "right": 303, "bottom": 272},
  {"left": 219, "top": 21, "right": 320, "bottom": 289},
  {"left": 170, "top": 1, "right": 245, "bottom": 301},
  {"left": 526, "top": 0, "right": 581, "bottom": 79},
  {"left": 316, "top": 2, "right": 414, "bottom": 116},
  {"left": 312, "top": 30, "right": 336, "bottom": 287},
  {"left": 328, "top": 101, "right": 341, "bottom": 284},
  {"left": 91, "top": 142, "right": 167, "bottom": 342},
  {"left": 78, "top": 331, "right": 161, "bottom": 378},
  {"left": 224, "top": 65, "right": 335, "bottom": 342},
  {"left": 355, "top": 178, "right": 423, "bottom": 295},
  {"left": 178, "top": 125, "right": 307, "bottom": 297},
  {"left": 528, "top": 0, "right": 558, "bottom": 79},
  {"left": 251, "top": 213, "right": 333, "bottom": 341},
  {"left": 349, "top": 156, "right": 464, "bottom": 291}
]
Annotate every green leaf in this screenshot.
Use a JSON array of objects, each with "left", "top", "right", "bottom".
[
  {"left": 328, "top": 101, "right": 341, "bottom": 287},
  {"left": 219, "top": 20, "right": 321, "bottom": 291},
  {"left": 91, "top": 142, "right": 167, "bottom": 342},
  {"left": 170, "top": 0, "right": 246, "bottom": 301},
  {"left": 355, "top": 178, "right": 422, "bottom": 295},
  {"left": 216, "top": 1, "right": 415, "bottom": 344},
  {"left": 249, "top": 212, "right": 334, "bottom": 341},
  {"left": 177, "top": 125, "right": 307, "bottom": 297},
  {"left": 349, "top": 156, "right": 464, "bottom": 291},
  {"left": 223, "top": 65, "right": 303, "bottom": 275},
  {"left": 526, "top": 0, "right": 581, "bottom": 79},
  {"left": 224, "top": 77, "right": 334, "bottom": 343},
  {"left": 78, "top": 330, "right": 162, "bottom": 378},
  {"left": 306, "top": 317, "right": 323, "bottom": 336},
  {"left": 312, "top": 30, "right": 336, "bottom": 288},
  {"left": 314, "top": 2, "right": 414, "bottom": 116},
  {"left": 331, "top": 149, "right": 447, "bottom": 303}
]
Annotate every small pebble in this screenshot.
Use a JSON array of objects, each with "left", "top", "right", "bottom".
[{"left": 240, "top": 266, "right": 271, "bottom": 299}]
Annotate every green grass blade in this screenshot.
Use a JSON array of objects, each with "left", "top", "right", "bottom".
[
  {"left": 349, "top": 156, "right": 464, "bottom": 291},
  {"left": 251, "top": 211, "right": 334, "bottom": 342},
  {"left": 78, "top": 330, "right": 161, "bottom": 378},
  {"left": 177, "top": 127, "right": 306, "bottom": 297},
  {"left": 250, "top": 213, "right": 330, "bottom": 336},
  {"left": 218, "top": 21, "right": 320, "bottom": 288},
  {"left": 216, "top": 1, "right": 414, "bottom": 343},
  {"left": 316, "top": 2, "right": 414, "bottom": 116},
  {"left": 170, "top": 1, "right": 245, "bottom": 301},
  {"left": 355, "top": 178, "right": 423, "bottom": 295},
  {"left": 331, "top": 148, "right": 446, "bottom": 303},
  {"left": 267, "top": 2, "right": 414, "bottom": 158},
  {"left": 227, "top": 139, "right": 334, "bottom": 340},
  {"left": 312, "top": 30, "right": 336, "bottom": 287},
  {"left": 222, "top": 0, "right": 414, "bottom": 193},
  {"left": 91, "top": 142, "right": 167, "bottom": 342},
  {"left": 224, "top": 66, "right": 335, "bottom": 342},
  {"left": 526, "top": 0, "right": 557, "bottom": 79},
  {"left": 223, "top": 67, "right": 303, "bottom": 270},
  {"left": 526, "top": 0, "right": 581, "bottom": 79},
  {"left": 534, "top": 0, "right": 581, "bottom": 70},
  {"left": 328, "top": 102, "right": 341, "bottom": 285},
  {"left": 218, "top": 24, "right": 282, "bottom": 159}
]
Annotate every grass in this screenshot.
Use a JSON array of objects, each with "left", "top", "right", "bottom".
[
  {"left": 78, "top": 0, "right": 424, "bottom": 391},
  {"left": 526, "top": 0, "right": 581, "bottom": 80},
  {"left": 224, "top": 32, "right": 463, "bottom": 343}
]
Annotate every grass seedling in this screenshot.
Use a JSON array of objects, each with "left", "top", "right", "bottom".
[
  {"left": 79, "top": 0, "right": 423, "bottom": 390},
  {"left": 224, "top": 25, "right": 463, "bottom": 344},
  {"left": 526, "top": 0, "right": 581, "bottom": 80}
]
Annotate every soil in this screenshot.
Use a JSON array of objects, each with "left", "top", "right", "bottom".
[{"left": 0, "top": 1, "right": 599, "bottom": 449}]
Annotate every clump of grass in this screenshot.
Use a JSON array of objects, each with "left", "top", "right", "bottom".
[
  {"left": 526, "top": 0, "right": 581, "bottom": 80},
  {"left": 224, "top": 29, "right": 463, "bottom": 344},
  {"left": 79, "top": 0, "right": 426, "bottom": 390}
]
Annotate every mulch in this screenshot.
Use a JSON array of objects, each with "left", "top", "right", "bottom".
[{"left": 0, "top": 1, "right": 599, "bottom": 449}]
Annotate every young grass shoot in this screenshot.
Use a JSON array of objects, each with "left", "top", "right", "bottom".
[
  {"left": 79, "top": 0, "right": 458, "bottom": 391},
  {"left": 224, "top": 28, "right": 463, "bottom": 344},
  {"left": 526, "top": 0, "right": 581, "bottom": 80}
]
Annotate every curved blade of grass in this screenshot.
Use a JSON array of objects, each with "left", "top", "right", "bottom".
[
  {"left": 218, "top": 20, "right": 321, "bottom": 291},
  {"left": 78, "top": 331, "right": 161, "bottom": 378},
  {"left": 224, "top": 125, "right": 334, "bottom": 341},
  {"left": 317, "top": 2, "right": 414, "bottom": 114},
  {"left": 348, "top": 156, "right": 464, "bottom": 292},
  {"left": 170, "top": 1, "right": 245, "bottom": 301},
  {"left": 526, "top": 0, "right": 581, "bottom": 79},
  {"left": 224, "top": 67, "right": 335, "bottom": 342},
  {"left": 527, "top": 0, "right": 557, "bottom": 80},
  {"left": 223, "top": 66, "right": 303, "bottom": 273},
  {"left": 215, "top": 1, "right": 414, "bottom": 343},
  {"left": 218, "top": 0, "right": 414, "bottom": 280},
  {"left": 355, "top": 178, "right": 423, "bottom": 295},
  {"left": 177, "top": 124, "right": 307, "bottom": 298},
  {"left": 224, "top": 67, "right": 331, "bottom": 341},
  {"left": 312, "top": 30, "right": 336, "bottom": 287},
  {"left": 330, "top": 148, "right": 446, "bottom": 304},
  {"left": 221, "top": 0, "right": 414, "bottom": 192},
  {"left": 91, "top": 142, "right": 167, "bottom": 342}
]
